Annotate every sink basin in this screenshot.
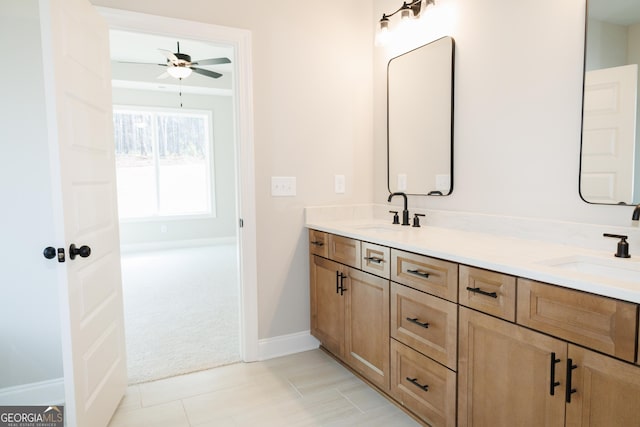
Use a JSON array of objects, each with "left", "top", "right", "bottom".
[{"left": 538, "top": 255, "right": 640, "bottom": 283}]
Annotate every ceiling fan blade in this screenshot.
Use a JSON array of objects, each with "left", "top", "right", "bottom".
[
  {"left": 157, "top": 71, "right": 170, "bottom": 79},
  {"left": 158, "top": 48, "right": 178, "bottom": 62},
  {"left": 191, "top": 67, "right": 222, "bottom": 79},
  {"left": 192, "top": 57, "right": 231, "bottom": 66}
]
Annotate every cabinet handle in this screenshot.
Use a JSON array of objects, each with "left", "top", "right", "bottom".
[
  {"left": 338, "top": 272, "right": 347, "bottom": 296},
  {"left": 406, "top": 317, "right": 430, "bottom": 329},
  {"left": 466, "top": 286, "right": 498, "bottom": 298},
  {"left": 406, "top": 377, "right": 429, "bottom": 392},
  {"left": 407, "top": 269, "right": 430, "bottom": 279},
  {"left": 549, "top": 352, "right": 561, "bottom": 396},
  {"left": 311, "top": 240, "right": 324, "bottom": 247},
  {"left": 565, "top": 358, "right": 578, "bottom": 403},
  {"left": 364, "top": 256, "right": 385, "bottom": 264}
]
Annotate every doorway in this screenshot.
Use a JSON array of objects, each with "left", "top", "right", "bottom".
[{"left": 98, "top": 7, "right": 259, "bottom": 369}]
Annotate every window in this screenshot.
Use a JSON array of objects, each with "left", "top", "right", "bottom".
[{"left": 113, "top": 107, "right": 214, "bottom": 219}]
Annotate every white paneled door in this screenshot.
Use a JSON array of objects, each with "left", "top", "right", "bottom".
[
  {"left": 581, "top": 64, "right": 638, "bottom": 204},
  {"left": 40, "top": 0, "right": 127, "bottom": 425}
]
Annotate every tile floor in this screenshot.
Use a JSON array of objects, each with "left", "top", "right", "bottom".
[{"left": 107, "top": 349, "right": 422, "bottom": 427}]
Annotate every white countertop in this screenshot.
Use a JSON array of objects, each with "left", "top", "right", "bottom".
[{"left": 306, "top": 216, "right": 640, "bottom": 304}]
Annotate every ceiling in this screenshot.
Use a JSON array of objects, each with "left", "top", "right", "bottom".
[{"left": 109, "top": 30, "right": 234, "bottom": 93}]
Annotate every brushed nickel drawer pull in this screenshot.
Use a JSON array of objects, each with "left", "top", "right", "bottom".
[
  {"left": 364, "top": 256, "right": 385, "bottom": 264},
  {"left": 407, "top": 269, "right": 430, "bottom": 278},
  {"left": 406, "top": 377, "right": 429, "bottom": 392},
  {"left": 406, "top": 317, "right": 430, "bottom": 329},
  {"left": 466, "top": 286, "right": 498, "bottom": 298}
]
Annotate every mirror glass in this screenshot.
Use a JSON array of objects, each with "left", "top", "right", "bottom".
[
  {"left": 580, "top": 0, "right": 640, "bottom": 204},
  {"left": 388, "top": 36, "right": 454, "bottom": 195}
]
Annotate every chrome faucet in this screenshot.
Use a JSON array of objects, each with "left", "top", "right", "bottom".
[
  {"left": 388, "top": 192, "right": 410, "bottom": 226},
  {"left": 633, "top": 204, "right": 640, "bottom": 221}
]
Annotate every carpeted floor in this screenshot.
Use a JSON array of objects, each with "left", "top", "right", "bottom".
[{"left": 120, "top": 244, "right": 241, "bottom": 384}]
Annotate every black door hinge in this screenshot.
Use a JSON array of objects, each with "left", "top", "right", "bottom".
[{"left": 239, "top": 218, "right": 244, "bottom": 228}]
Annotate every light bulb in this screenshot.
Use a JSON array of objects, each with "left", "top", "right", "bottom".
[{"left": 375, "top": 18, "right": 391, "bottom": 46}]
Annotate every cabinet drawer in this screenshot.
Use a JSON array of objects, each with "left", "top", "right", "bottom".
[
  {"left": 361, "top": 241, "right": 390, "bottom": 279},
  {"left": 459, "top": 265, "right": 516, "bottom": 321},
  {"left": 391, "top": 249, "right": 458, "bottom": 302},
  {"left": 328, "top": 234, "right": 361, "bottom": 269},
  {"left": 390, "top": 339, "right": 456, "bottom": 427},
  {"left": 308, "top": 229, "right": 328, "bottom": 258},
  {"left": 391, "top": 282, "right": 457, "bottom": 370},
  {"left": 517, "top": 278, "right": 638, "bottom": 362}
]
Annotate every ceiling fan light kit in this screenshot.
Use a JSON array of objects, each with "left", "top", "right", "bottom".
[{"left": 166, "top": 64, "right": 192, "bottom": 79}]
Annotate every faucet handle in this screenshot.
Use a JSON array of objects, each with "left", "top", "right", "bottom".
[
  {"left": 389, "top": 210, "right": 400, "bottom": 225},
  {"left": 412, "top": 213, "right": 425, "bottom": 228},
  {"left": 603, "top": 233, "right": 631, "bottom": 258}
]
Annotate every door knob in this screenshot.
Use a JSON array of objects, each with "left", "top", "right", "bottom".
[
  {"left": 43, "top": 246, "right": 66, "bottom": 263},
  {"left": 69, "top": 244, "right": 91, "bottom": 260}
]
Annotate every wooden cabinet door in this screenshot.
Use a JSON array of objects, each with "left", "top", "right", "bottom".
[
  {"left": 458, "top": 307, "right": 566, "bottom": 427},
  {"left": 566, "top": 344, "right": 640, "bottom": 427},
  {"left": 345, "top": 268, "right": 390, "bottom": 391},
  {"left": 310, "top": 255, "right": 345, "bottom": 359}
]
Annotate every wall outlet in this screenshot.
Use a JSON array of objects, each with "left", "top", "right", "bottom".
[
  {"left": 334, "top": 174, "right": 346, "bottom": 194},
  {"left": 271, "top": 176, "right": 297, "bottom": 196}
]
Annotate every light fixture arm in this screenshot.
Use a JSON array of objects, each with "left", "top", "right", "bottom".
[{"left": 379, "top": 0, "right": 434, "bottom": 23}]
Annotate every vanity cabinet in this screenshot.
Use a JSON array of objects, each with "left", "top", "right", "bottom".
[
  {"left": 308, "top": 227, "right": 640, "bottom": 427},
  {"left": 309, "top": 231, "right": 390, "bottom": 391}
]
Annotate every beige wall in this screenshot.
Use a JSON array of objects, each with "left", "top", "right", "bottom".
[{"left": 90, "top": 0, "right": 375, "bottom": 339}]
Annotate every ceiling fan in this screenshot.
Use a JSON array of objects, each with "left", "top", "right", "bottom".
[{"left": 123, "top": 41, "right": 231, "bottom": 80}]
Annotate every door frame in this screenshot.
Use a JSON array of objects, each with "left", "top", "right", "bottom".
[{"left": 96, "top": 7, "right": 259, "bottom": 362}]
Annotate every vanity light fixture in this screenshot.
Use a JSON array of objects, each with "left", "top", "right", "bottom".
[{"left": 376, "top": 0, "right": 435, "bottom": 45}]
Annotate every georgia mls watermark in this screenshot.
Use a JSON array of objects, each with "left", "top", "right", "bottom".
[{"left": 0, "top": 406, "right": 64, "bottom": 427}]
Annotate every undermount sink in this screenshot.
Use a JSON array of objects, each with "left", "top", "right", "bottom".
[{"left": 538, "top": 255, "right": 640, "bottom": 283}]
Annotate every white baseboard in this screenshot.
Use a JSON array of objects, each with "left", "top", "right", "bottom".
[
  {"left": 0, "top": 378, "right": 65, "bottom": 405},
  {"left": 258, "top": 330, "right": 320, "bottom": 361}
]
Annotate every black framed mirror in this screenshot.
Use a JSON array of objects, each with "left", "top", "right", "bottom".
[
  {"left": 387, "top": 36, "right": 454, "bottom": 196},
  {"left": 580, "top": 0, "right": 640, "bottom": 205}
]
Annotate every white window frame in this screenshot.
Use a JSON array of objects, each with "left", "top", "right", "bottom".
[{"left": 113, "top": 104, "right": 216, "bottom": 221}]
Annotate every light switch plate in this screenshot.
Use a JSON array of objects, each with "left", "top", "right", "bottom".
[{"left": 271, "top": 176, "right": 296, "bottom": 196}]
